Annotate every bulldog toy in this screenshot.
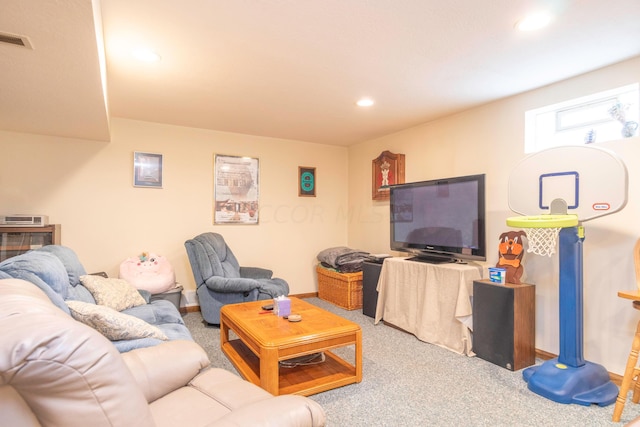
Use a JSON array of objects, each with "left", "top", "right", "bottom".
[{"left": 496, "top": 231, "right": 527, "bottom": 285}]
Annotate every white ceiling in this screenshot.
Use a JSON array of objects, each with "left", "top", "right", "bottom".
[{"left": 1, "top": 0, "right": 639, "bottom": 146}]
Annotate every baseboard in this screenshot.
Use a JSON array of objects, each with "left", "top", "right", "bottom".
[
  {"left": 535, "top": 348, "right": 556, "bottom": 361},
  {"left": 291, "top": 292, "right": 318, "bottom": 299}
]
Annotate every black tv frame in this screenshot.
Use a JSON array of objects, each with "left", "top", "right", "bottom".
[{"left": 389, "top": 173, "right": 486, "bottom": 263}]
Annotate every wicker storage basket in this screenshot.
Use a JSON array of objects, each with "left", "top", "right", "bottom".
[{"left": 316, "top": 265, "right": 363, "bottom": 310}]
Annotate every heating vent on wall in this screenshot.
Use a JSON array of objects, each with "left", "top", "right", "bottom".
[{"left": 0, "top": 32, "right": 33, "bottom": 49}]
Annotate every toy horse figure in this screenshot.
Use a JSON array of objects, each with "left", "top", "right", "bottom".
[{"left": 497, "top": 231, "right": 527, "bottom": 284}]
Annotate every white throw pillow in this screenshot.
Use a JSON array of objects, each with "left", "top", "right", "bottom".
[
  {"left": 67, "top": 300, "right": 168, "bottom": 341},
  {"left": 79, "top": 275, "right": 147, "bottom": 311}
]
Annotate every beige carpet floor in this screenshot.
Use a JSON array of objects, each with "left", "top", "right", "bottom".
[{"left": 183, "top": 297, "right": 640, "bottom": 426}]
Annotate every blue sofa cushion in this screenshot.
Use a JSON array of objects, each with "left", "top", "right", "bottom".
[
  {"left": 66, "top": 283, "right": 97, "bottom": 304},
  {"left": 36, "top": 245, "right": 87, "bottom": 287},
  {"left": 122, "top": 300, "right": 185, "bottom": 325},
  {"left": 0, "top": 251, "right": 71, "bottom": 314},
  {"left": 0, "top": 251, "right": 69, "bottom": 298}
]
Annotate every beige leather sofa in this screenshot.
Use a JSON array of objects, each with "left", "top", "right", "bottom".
[{"left": 0, "top": 278, "right": 326, "bottom": 427}]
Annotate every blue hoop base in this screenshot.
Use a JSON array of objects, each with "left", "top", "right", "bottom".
[{"left": 523, "top": 358, "right": 618, "bottom": 406}]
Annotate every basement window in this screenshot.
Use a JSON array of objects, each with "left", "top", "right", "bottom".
[{"left": 524, "top": 83, "right": 639, "bottom": 153}]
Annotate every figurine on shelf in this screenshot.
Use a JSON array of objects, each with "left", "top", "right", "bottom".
[
  {"left": 608, "top": 101, "right": 639, "bottom": 138},
  {"left": 372, "top": 150, "right": 405, "bottom": 201}
]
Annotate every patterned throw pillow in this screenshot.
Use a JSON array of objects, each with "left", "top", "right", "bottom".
[
  {"left": 67, "top": 300, "right": 168, "bottom": 341},
  {"left": 79, "top": 275, "right": 146, "bottom": 311}
]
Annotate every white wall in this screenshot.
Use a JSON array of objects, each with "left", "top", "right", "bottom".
[
  {"left": 0, "top": 118, "right": 350, "bottom": 296},
  {"left": 347, "top": 56, "right": 640, "bottom": 375}
]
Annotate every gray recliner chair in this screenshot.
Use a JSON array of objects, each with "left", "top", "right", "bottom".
[{"left": 184, "top": 232, "right": 289, "bottom": 324}]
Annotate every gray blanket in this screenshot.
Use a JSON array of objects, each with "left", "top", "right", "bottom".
[{"left": 317, "top": 246, "right": 369, "bottom": 272}]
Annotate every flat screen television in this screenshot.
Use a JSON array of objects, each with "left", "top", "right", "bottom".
[{"left": 390, "top": 173, "right": 486, "bottom": 263}]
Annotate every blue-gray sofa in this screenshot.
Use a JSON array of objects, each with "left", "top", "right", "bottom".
[{"left": 0, "top": 245, "right": 192, "bottom": 352}]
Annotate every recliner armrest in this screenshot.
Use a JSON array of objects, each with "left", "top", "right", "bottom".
[
  {"left": 204, "top": 276, "right": 261, "bottom": 293},
  {"left": 211, "top": 395, "right": 326, "bottom": 427},
  {"left": 122, "top": 340, "right": 210, "bottom": 403},
  {"left": 240, "top": 266, "right": 273, "bottom": 279}
]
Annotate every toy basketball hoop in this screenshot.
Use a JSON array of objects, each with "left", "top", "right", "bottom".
[
  {"left": 505, "top": 145, "right": 628, "bottom": 407},
  {"left": 506, "top": 214, "right": 579, "bottom": 257}
]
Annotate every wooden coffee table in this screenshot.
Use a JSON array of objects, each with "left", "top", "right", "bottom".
[{"left": 220, "top": 297, "right": 362, "bottom": 396}]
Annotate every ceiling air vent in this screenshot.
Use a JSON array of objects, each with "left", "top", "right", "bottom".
[{"left": 0, "top": 32, "right": 33, "bottom": 49}]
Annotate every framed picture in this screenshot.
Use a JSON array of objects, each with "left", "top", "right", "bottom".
[
  {"left": 214, "top": 154, "right": 259, "bottom": 225},
  {"left": 298, "top": 166, "right": 316, "bottom": 197},
  {"left": 133, "top": 152, "right": 163, "bottom": 188},
  {"left": 372, "top": 150, "right": 405, "bottom": 200}
]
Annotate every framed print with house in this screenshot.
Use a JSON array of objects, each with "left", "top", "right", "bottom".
[
  {"left": 214, "top": 154, "right": 259, "bottom": 225},
  {"left": 298, "top": 166, "right": 316, "bottom": 197},
  {"left": 372, "top": 150, "right": 405, "bottom": 200},
  {"left": 133, "top": 152, "right": 163, "bottom": 188}
]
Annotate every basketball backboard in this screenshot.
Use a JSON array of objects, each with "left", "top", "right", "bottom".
[{"left": 508, "top": 145, "right": 628, "bottom": 222}]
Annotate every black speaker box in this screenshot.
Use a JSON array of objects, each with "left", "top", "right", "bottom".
[
  {"left": 362, "top": 261, "right": 382, "bottom": 318},
  {"left": 472, "top": 280, "right": 535, "bottom": 371}
]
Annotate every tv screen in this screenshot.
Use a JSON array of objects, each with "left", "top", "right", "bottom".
[{"left": 390, "top": 174, "right": 486, "bottom": 263}]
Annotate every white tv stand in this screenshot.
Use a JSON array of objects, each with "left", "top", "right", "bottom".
[{"left": 374, "top": 257, "right": 482, "bottom": 355}]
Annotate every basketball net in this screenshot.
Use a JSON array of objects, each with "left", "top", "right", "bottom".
[{"left": 524, "top": 227, "right": 561, "bottom": 257}]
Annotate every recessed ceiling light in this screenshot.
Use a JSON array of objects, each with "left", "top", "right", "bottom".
[
  {"left": 515, "top": 12, "right": 553, "bottom": 31},
  {"left": 132, "top": 48, "right": 161, "bottom": 62},
  {"left": 356, "top": 98, "right": 374, "bottom": 107}
]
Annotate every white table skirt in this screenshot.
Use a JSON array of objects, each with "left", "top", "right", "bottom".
[{"left": 374, "top": 257, "right": 482, "bottom": 356}]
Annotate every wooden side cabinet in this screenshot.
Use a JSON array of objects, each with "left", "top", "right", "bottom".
[
  {"left": 472, "top": 279, "right": 535, "bottom": 371},
  {"left": 0, "top": 224, "right": 61, "bottom": 262}
]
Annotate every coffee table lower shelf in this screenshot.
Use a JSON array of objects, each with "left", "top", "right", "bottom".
[{"left": 222, "top": 339, "right": 358, "bottom": 396}]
